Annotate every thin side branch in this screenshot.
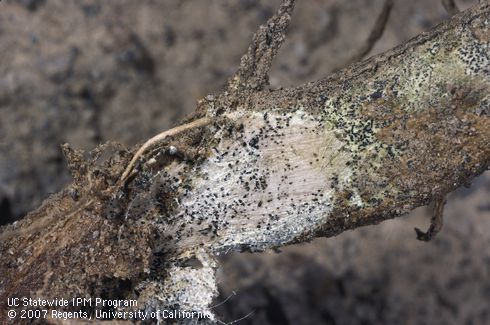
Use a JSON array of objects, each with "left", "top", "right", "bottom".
[
  {"left": 345, "top": 0, "right": 393, "bottom": 65},
  {"left": 227, "top": 0, "right": 295, "bottom": 93},
  {"left": 442, "top": 0, "right": 460, "bottom": 16},
  {"left": 414, "top": 196, "right": 446, "bottom": 241}
]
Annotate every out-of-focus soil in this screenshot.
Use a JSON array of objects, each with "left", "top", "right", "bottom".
[{"left": 0, "top": 0, "right": 488, "bottom": 324}]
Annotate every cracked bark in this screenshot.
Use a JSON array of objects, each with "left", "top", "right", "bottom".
[{"left": 1, "top": 2, "right": 489, "bottom": 324}]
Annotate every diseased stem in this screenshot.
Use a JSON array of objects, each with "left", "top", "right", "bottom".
[
  {"left": 412, "top": 0, "right": 458, "bottom": 242},
  {"left": 0, "top": 2, "right": 489, "bottom": 323}
]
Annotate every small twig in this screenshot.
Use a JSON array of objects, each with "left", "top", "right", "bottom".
[
  {"left": 227, "top": 0, "right": 296, "bottom": 93},
  {"left": 118, "top": 117, "right": 212, "bottom": 185},
  {"left": 342, "top": 0, "right": 393, "bottom": 66},
  {"left": 442, "top": 0, "right": 460, "bottom": 16},
  {"left": 414, "top": 195, "right": 446, "bottom": 241}
]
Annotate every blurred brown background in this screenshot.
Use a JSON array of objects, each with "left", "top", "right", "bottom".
[{"left": 0, "top": 0, "right": 488, "bottom": 324}]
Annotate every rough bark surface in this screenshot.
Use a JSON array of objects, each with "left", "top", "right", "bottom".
[{"left": 1, "top": 3, "right": 489, "bottom": 323}]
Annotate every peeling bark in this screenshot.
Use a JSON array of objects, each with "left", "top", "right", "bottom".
[{"left": 1, "top": 2, "right": 489, "bottom": 323}]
